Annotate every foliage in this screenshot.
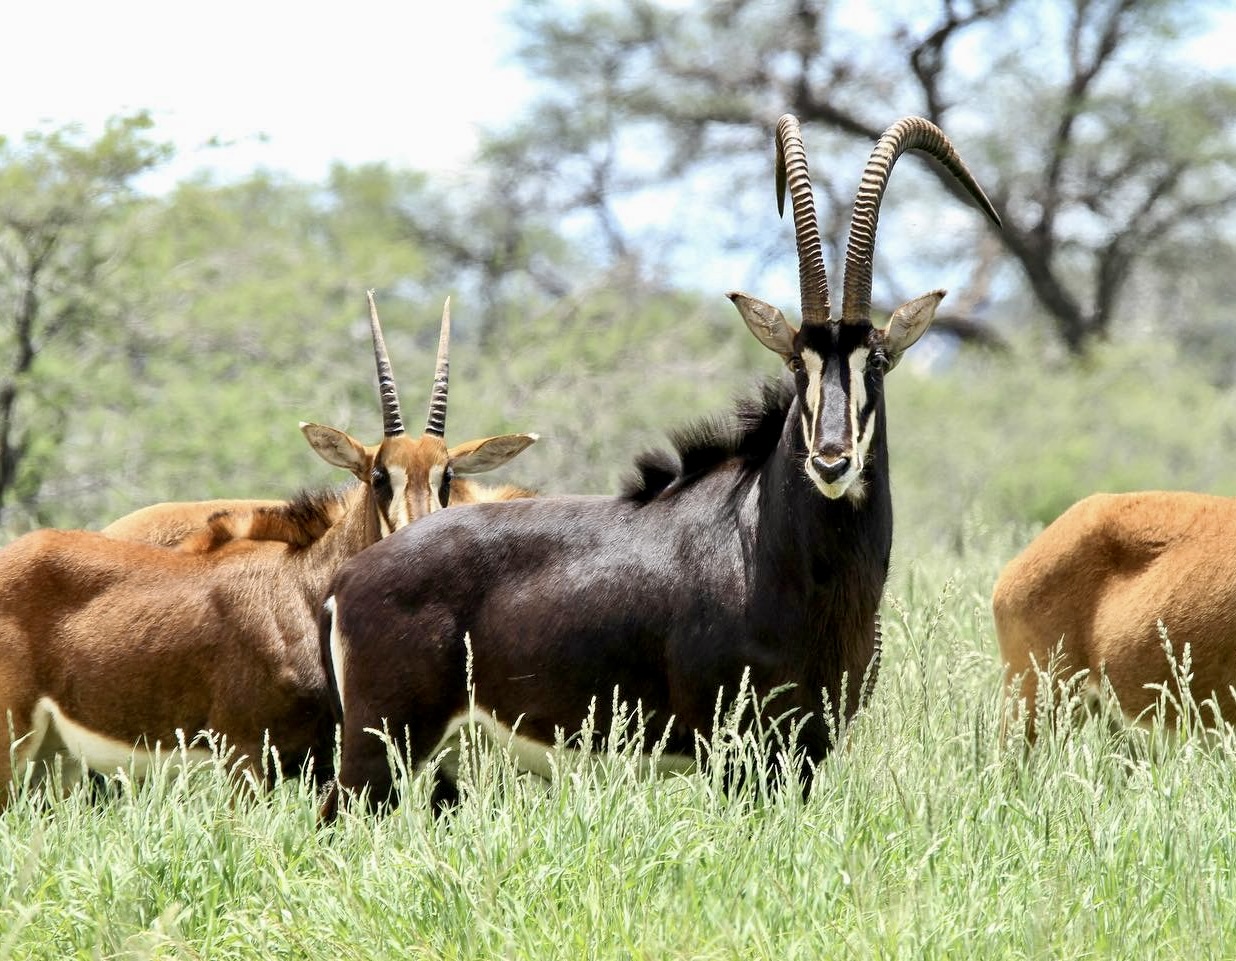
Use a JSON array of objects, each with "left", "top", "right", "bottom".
[
  {"left": 1, "top": 164, "right": 487, "bottom": 534},
  {"left": 888, "top": 335, "right": 1236, "bottom": 555},
  {"left": 6, "top": 536, "right": 1236, "bottom": 957},
  {"left": 0, "top": 112, "right": 171, "bottom": 522},
  {"left": 496, "top": 0, "right": 1236, "bottom": 354},
  {"left": 450, "top": 262, "right": 768, "bottom": 498}
]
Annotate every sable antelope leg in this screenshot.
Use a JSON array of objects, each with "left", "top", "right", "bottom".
[{"left": 321, "top": 593, "right": 468, "bottom": 819}]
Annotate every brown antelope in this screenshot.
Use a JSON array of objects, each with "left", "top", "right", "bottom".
[
  {"left": 0, "top": 293, "right": 537, "bottom": 803},
  {"left": 101, "top": 499, "right": 286, "bottom": 547},
  {"left": 317, "top": 115, "right": 1000, "bottom": 818},
  {"left": 994, "top": 491, "right": 1236, "bottom": 738}
]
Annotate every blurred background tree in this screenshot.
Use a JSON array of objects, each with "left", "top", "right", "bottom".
[
  {"left": 0, "top": 112, "right": 169, "bottom": 522},
  {"left": 2, "top": 0, "right": 1236, "bottom": 548},
  {"left": 492, "top": 0, "right": 1236, "bottom": 354}
]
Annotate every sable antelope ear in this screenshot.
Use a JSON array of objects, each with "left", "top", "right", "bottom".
[
  {"left": 448, "top": 433, "right": 539, "bottom": 475},
  {"left": 876, "top": 289, "right": 945, "bottom": 368},
  {"left": 300, "top": 422, "right": 371, "bottom": 480},
  {"left": 728, "top": 291, "right": 797, "bottom": 362}
]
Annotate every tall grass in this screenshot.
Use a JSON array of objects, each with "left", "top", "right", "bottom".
[{"left": 4, "top": 528, "right": 1236, "bottom": 959}]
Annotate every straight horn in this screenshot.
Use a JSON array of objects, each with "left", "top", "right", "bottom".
[
  {"left": 367, "top": 290, "right": 405, "bottom": 437},
  {"left": 424, "top": 297, "right": 450, "bottom": 438}
]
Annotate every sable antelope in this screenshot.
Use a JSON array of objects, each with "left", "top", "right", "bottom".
[
  {"left": 101, "top": 499, "right": 286, "bottom": 547},
  {"left": 993, "top": 491, "right": 1236, "bottom": 738},
  {"left": 318, "top": 115, "right": 1000, "bottom": 818},
  {"left": 0, "top": 294, "right": 537, "bottom": 803},
  {"left": 100, "top": 293, "right": 538, "bottom": 549}
]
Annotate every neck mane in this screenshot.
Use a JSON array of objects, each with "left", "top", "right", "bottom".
[
  {"left": 177, "top": 485, "right": 367, "bottom": 554},
  {"left": 622, "top": 378, "right": 795, "bottom": 504}
]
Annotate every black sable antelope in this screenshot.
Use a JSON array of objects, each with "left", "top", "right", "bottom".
[{"left": 318, "top": 116, "right": 1001, "bottom": 817}]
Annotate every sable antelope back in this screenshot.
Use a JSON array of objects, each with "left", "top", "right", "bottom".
[
  {"left": 101, "top": 499, "right": 286, "bottom": 547},
  {"left": 319, "top": 115, "right": 1000, "bottom": 819},
  {"left": 0, "top": 294, "right": 537, "bottom": 803},
  {"left": 994, "top": 490, "right": 1236, "bottom": 737}
]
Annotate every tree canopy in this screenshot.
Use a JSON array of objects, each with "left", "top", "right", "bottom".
[
  {"left": 492, "top": 0, "right": 1236, "bottom": 353},
  {"left": 0, "top": 113, "right": 170, "bottom": 520}
]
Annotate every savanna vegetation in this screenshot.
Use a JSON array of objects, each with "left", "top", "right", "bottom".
[
  {"left": 3, "top": 0, "right": 1236, "bottom": 955},
  {"left": 5, "top": 537, "right": 1236, "bottom": 958}
]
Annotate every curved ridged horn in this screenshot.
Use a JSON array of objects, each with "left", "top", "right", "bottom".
[
  {"left": 841, "top": 117, "right": 1001, "bottom": 325},
  {"left": 423, "top": 297, "right": 450, "bottom": 438},
  {"left": 775, "top": 114, "right": 831, "bottom": 326},
  {"left": 367, "top": 289, "right": 405, "bottom": 437}
]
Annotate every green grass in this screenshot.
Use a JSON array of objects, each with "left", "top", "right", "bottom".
[{"left": 4, "top": 530, "right": 1236, "bottom": 960}]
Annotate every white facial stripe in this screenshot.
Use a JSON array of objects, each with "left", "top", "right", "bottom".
[
  {"left": 427, "top": 464, "right": 446, "bottom": 512},
  {"left": 385, "top": 464, "right": 410, "bottom": 532},
  {"left": 843, "top": 346, "right": 875, "bottom": 502},
  {"left": 801, "top": 350, "right": 825, "bottom": 450},
  {"left": 849, "top": 346, "right": 871, "bottom": 453}
]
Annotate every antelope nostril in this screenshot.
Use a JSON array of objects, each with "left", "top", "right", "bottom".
[{"left": 811, "top": 454, "right": 850, "bottom": 483}]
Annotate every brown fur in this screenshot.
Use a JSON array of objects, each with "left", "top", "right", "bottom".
[
  {"left": 993, "top": 491, "right": 1236, "bottom": 737},
  {"left": 101, "top": 499, "right": 286, "bottom": 547},
  {"left": 175, "top": 489, "right": 352, "bottom": 553},
  {"left": 0, "top": 428, "right": 536, "bottom": 803}
]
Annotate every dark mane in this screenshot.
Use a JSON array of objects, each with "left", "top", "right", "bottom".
[
  {"left": 622, "top": 376, "right": 794, "bottom": 503},
  {"left": 177, "top": 486, "right": 354, "bottom": 553}
]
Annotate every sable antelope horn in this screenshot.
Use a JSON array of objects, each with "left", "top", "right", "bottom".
[
  {"left": 424, "top": 297, "right": 450, "bottom": 438},
  {"left": 775, "top": 114, "right": 831, "bottom": 326},
  {"left": 841, "top": 117, "right": 1001, "bottom": 326},
  {"left": 367, "top": 290, "right": 405, "bottom": 437}
]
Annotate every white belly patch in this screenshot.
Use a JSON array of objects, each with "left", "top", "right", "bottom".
[
  {"left": 12, "top": 696, "right": 215, "bottom": 786},
  {"left": 406, "top": 708, "right": 697, "bottom": 783}
]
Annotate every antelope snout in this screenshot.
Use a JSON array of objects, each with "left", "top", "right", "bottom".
[{"left": 811, "top": 453, "right": 850, "bottom": 484}]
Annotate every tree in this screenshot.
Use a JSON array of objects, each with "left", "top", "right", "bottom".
[
  {"left": 0, "top": 113, "right": 170, "bottom": 524},
  {"left": 356, "top": 151, "right": 581, "bottom": 349},
  {"left": 497, "top": 0, "right": 1236, "bottom": 354}
]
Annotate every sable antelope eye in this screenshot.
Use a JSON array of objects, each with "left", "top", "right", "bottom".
[
  {"left": 438, "top": 465, "right": 454, "bottom": 507},
  {"left": 371, "top": 465, "right": 391, "bottom": 489},
  {"left": 788, "top": 356, "right": 806, "bottom": 375},
  {"left": 867, "top": 350, "right": 890, "bottom": 373}
]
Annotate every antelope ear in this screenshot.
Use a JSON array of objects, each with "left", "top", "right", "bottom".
[
  {"left": 300, "top": 422, "right": 371, "bottom": 480},
  {"left": 877, "top": 289, "right": 945, "bottom": 366},
  {"left": 728, "top": 291, "right": 797, "bottom": 362},
  {"left": 448, "top": 432, "right": 539, "bottom": 475}
]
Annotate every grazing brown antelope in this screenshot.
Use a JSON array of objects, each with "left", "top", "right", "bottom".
[
  {"left": 317, "top": 115, "right": 1001, "bottom": 818},
  {"left": 993, "top": 491, "right": 1236, "bottom": 738},
  {"left": 0, "top": 294, "right": 537, "bottom": 803}
]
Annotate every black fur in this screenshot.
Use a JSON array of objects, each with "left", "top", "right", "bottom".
[
  {"left": 251, "top": 486, "right": 353, "bottom": 548},
  {"left": 622, "top": 377, "right": 794, "bottom": 503}
]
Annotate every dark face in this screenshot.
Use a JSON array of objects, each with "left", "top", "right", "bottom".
[
  {"left": 730, "top": 287, "right": 942, "bottom": 503},
  {"left": 789, "top": 323, "right": 890, "bottom": 501}
]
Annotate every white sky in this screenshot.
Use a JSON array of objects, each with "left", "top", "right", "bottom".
[
  {"left": 4, "top": 1, "right": 1232, "bottom": 193},
  {"left": 0, "top": 0, "right": 527, "bottom": 189}
]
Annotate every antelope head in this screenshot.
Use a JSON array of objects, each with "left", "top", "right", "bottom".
[
  {"left": 731, "top": 115, "right": 1000, "bottom": 500},
  {"left": 300, "top": 292, "right": 537, "bottom": 535}
]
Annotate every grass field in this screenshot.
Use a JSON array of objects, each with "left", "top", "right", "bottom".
[{"left": 3, "top": 528, "right": 1235, "bottom": 960}]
